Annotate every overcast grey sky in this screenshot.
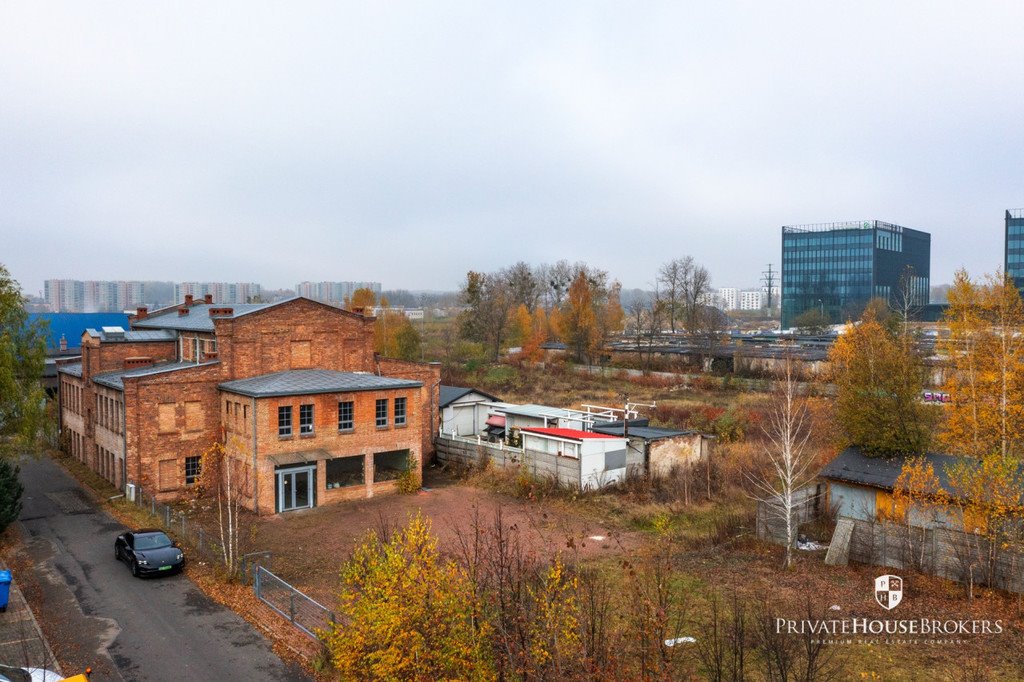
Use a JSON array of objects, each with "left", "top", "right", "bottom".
[{"left": 2, "top": 2, "right": 1022, "bottom": 296}]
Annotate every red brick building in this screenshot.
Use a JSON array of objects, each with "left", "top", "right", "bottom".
[{"left": 57, "top": 295, "right": 440, "bottom": 515}]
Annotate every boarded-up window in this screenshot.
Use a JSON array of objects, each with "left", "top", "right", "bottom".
[
  {"left": 604, "top": 448, "right": 627, "bottom": 471},
  {"left": 185, "top": 401, "right": 203, "bottom": 432},
  {"left": 158, "top": 459, "right": 177, "bottom": 491},
  {"left": 290, "top": 340, "right": 311, "bottom": 368},
  {"left": 158, "top": 403, "right": 177, "bottom": 433}
]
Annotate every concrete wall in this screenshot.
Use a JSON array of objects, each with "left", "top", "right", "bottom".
[{"left": 648, "top": 434, "right": 708, "bottom": 477}]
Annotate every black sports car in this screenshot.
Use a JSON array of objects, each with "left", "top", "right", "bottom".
[{"left": 114, "top": 529, "right": 185, "bottom": 577}]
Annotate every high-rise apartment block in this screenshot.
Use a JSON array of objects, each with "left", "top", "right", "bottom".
[
  {"left": 781, "top": 221, "right": 930, "bottom": 328},
  {"left": 45, "top": 279, "right": 146, "bottom": 312},
  {"left": 294, "top": 281, "right": 382, "bottom": 305},
  {"left": 174, "top": 282, "right": 262, "bottom": 305}
]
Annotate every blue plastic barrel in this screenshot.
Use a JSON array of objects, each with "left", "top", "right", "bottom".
[{"left": 0, "top": 570, "right": 11, "bottom": 611}]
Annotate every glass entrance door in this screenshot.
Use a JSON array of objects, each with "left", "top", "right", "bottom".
[{"left": 276, "top": 466, "right": 315, "bottom": 512}]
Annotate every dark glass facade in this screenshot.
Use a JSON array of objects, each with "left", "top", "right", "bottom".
[
  {"left": 781, "top": 221, "right": 931, "bottom": 328},
  {"left": 1006, "top": 209, "right": 1024, "bottom": 293}
]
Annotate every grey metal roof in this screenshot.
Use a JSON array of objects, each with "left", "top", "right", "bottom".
[
  {"left": 819, "top": 447, "right": 962, "bottom": 493},
  {"left": 132, "top": 302, "right": 277, "bottom": 332},
  {"left": 439, "top": 385, "right": 500, "bottom": 408},
  {"left": 488, "top": 403, "right": 575, "bottom": 419},
  {"left": 132, "top": 296, "right": 348, "bottom": 332},
  {"left": 57, "top": 362, "right": 83, "bottom": 377},
  {"left": 92, "top": 361, "right": 220, "bottom": 390},
  {"left": 592, "top": 421, "right": 693, "bottom": 440},
  {"left": 84, "top": 328, "right": 177, "bottom": 343},
  {"left": 219, "top": 369, "right": 421, "bottom": 398}
]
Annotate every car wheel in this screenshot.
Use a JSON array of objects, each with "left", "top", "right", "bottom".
[{"left": 130, "top": 560, "right": 139, "bottom": 578}]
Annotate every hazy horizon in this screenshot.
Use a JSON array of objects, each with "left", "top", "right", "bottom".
[{"left": 4, "top": 3, "right": 1022, "bottom": 296}]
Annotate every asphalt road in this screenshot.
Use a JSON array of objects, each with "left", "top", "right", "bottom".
[{"left": 17, "top": 455, "right": 309, "bottom": 682}]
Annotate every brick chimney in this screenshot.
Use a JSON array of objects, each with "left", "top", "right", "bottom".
[
  {"left": 204, "top": 294, "right": 213, "bottom": 304},
  {"left": 136, "top": 307, "right": 148, "bottom": 320},
  {"left": 208, "top": 307, "right": 234, "bottom": 317},
  {"left": 352, "top": 306, "right": 365, "bottom": 315},
  {"left": 184, "top": 294, "right": 194, "bottom": 306},
  {"left": 202, "top": 351, "right": 218, "bottom": 361},
  {"left": 178, "top": 307, "right": 189, "bottom": 316},
  {"left": 124, "top": 357, "right": 154, "bottom": 369},
  {"left": 59, "top": 334, "right": 68, "bottom": 352}
]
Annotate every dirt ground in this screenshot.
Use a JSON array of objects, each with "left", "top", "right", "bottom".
[{"left": 254, "top": 469, "right": 641, "bottom": 604}]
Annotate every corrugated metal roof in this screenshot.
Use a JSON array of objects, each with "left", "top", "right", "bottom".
[
  {"left": 490, "top": 403, "right": 575, "bottom": 419},
  {"left": 29, "top": 313, "right": 131, "bottom": 349},
  {"left": 219, "top": 369, "right": 422, "bottom": 398},
  {"left": 520, "top": 427, "right": 621, "bottom": 441},
  {"left": 92, "top": 361, "right": 220, "bottom": 390}
]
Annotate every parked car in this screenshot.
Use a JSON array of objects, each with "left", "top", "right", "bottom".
[
  {"left": 114, "top": 529, "right": 184, "bottom": 577},
  {"left": 0, "top": 664, "right": 67, "bottom": 682}
]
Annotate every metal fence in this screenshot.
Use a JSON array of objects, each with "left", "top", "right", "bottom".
[
  {"left": 128, "top": 486, "right": 228, "bottom": 569},
  {"left": 253, "top": 565, "right": 336, "bottom": 639}
]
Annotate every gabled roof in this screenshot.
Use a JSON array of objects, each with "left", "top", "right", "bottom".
[
  {"left": 439, "top": 385, "right": 500, "bottom": 408},
  {"left": 218, "top": 369, "right": 421, "bottom": 398},
  {"left": 132, "top": 296, "right": 367, "bottom": 332},
  {"left": 91, "top": 361, "right": 220, "bottom": 390},
  {"left": 132, "top": 302, "right": 277, "bottom": 332},
  {"left": 520, "top": 427, "right": 622, "bottom": 442}
]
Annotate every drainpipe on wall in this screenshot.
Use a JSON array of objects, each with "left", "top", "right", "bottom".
[
  {"left": 251, "top": 396, "right": 259, "bottom": 514},
  {"left": 121, "top": 394, "right": 128, "bottom": 493}
]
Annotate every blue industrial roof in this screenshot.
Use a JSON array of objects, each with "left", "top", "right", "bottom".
[
  {"left": 219, "top": 369, "right": 422, "bottom": 398},
  {"left": 28, "top": 313, "right": 130, "bottom": 350}
]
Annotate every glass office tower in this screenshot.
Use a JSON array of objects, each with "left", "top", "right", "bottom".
[
  {"left": 781, "top": 221, "right": 931, "bottom": 329},
  {"left": 1006, "top": 209, "right": 1024, "bottom": 293}
]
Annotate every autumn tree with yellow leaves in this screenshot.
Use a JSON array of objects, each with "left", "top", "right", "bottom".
[
  {"left": 940, "top": 269, "right": 1024, "bottom": 460},
  {"left": 827, "top": 304, "right": 934, "bottom": 456},
  {"left": 323, "top": 513, "right": 494, "bottom": 681}
]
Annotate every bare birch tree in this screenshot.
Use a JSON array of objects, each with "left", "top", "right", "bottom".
[
  {"left": 196, "top": 439, "right": 252, "bottom": 574},
  {"left": 749, "top": 357, "right": 816, "bottom": 569}
]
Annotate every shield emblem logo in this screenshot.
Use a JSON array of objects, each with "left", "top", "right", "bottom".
[{"left": 874, "top": 574, "right": 903, "bottom": 610}]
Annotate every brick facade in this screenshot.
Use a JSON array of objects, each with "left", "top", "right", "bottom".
[{"left": 57, "top": 297, "right": 438, "bottom": 514}]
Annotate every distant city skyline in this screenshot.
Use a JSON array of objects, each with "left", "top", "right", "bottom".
[{"left": 4, "top": 4, "right": 1023, "bottom": 296}]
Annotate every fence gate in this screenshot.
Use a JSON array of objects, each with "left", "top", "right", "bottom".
[{"left": 253, "top": 565, "right": 335, "bottom": 639}]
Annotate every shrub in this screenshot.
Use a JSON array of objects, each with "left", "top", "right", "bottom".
[{"left": 0, "top": 459, "right": 22, "bottom": 533}]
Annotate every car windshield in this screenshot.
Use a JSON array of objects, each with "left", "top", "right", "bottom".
[{"left": 134, "top": 532, "right": 172, "bottom": 550}]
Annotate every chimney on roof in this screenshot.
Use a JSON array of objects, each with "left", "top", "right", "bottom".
[
  {"left": 124, "top": 356, "right": 154, "bottom": 369},
  {"left": 184, "top": 294, "right": 194, "bottom": 306},
  {"left": 202, "top": 351, "right": 218, "bottom": 361},
  {"left": 204, "top": 294, "right": 213, "bottom": 304},
  {"left": 178, "top": 307, "right": 189, "bottom": 316},
  {"left": 136, "top": 306, "right": 148, "bottom": 320},
  {"left": 59, "top": 334, "right": 67, "bottom": 352},
  {"left": 208, "top": 307, "right": 234, "bottom": 317}
]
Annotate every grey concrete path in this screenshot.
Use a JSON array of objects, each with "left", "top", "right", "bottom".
[
  {"left": 17, "top": 454, "right": 310, "bottom": 682},
  {"left": 0, "top": 558, "right": 62, "bottom": 676}
]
